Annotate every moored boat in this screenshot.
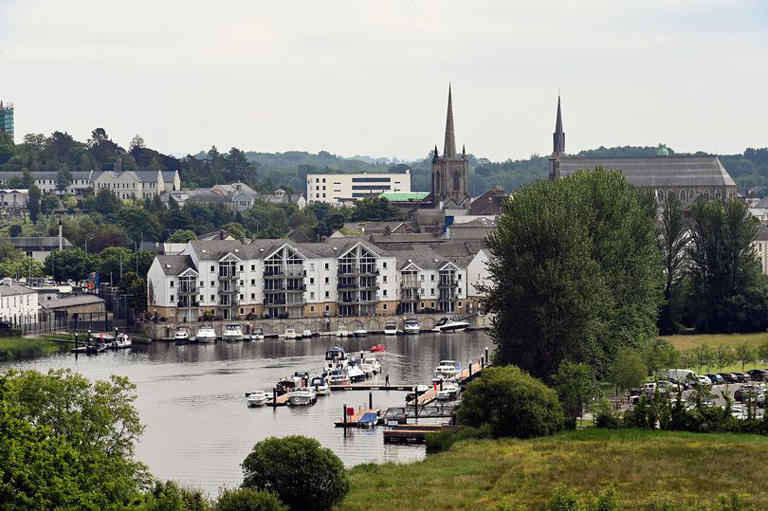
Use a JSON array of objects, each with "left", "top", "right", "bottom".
[
  {"left": 353, "top": 328, "right": 367, "bottom": 337},
  {"left": 384, "top": 321, "right": 398, "bottom": 335},
  {"left": 284, "top": 328, "right": 297, "bottom": 340},
  {"left": 250, "top": 328, "right": 264, "bottom": 341},
  {"left": 404, "top": 318, "right": 420, "bottom": 334},
  {"left": 346, "top": 360, "right": 366, "bottom": 382},
  {"left": 309, "top": 376, "right": 331, "bottom": 396},
  {"left": 246, "top": 391, "right": 270, "bottom": 407},
  {"left": 432, "top": 317, "right": 469, "bottom": 333},
  {"left": 434, "top": 360, "right": 461, "bottom": 380},
  {"left": 196, "top": 324, "right": 216, "bottom": 343},
  {"left": 222, "top": 324, "right": 244, "bottom": 341},
  {"left": 360, "top": 357, "right": 381, "bottom": 377},
  {"left": 174, "top": 327, "right": 189, "bottom": 344},
  {"left": 436, "top": 380, "right": 460, "bottom": 401},
  {"left": 336, "top": 325, "right": 350, "bottom": 337},
  {"left": 112, "top": 333, "right": 132, "bottom": 349},
  {"left": 324, "top": 347, "right": 348, "bottom": 373},
  {"left": 288, "top": 388, "right": 317, "bottom": 406}
]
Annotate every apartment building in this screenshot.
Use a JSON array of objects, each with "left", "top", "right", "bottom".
[
  {"left": 93, "top": 170, "right": 180, "bottom": 199},
  {"left": 389, "top": 247, "right": 468, "bottom": 315},
  {"left": 0, "top": 171, "right": 94, "bottom": 195},
  {"left": 0, "top": 281, "right": 39, "bottom": 325},
  {"left": 306, "top": 171, "right": 411, "bottom": 205}
]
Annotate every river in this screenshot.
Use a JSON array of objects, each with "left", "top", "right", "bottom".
[{"left": 2, "top": 331, "right": 491, "bottom": 493}]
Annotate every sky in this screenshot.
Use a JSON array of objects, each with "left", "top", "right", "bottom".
[{"left": 0, "top": 1, "right": 766, "bottom": 162}]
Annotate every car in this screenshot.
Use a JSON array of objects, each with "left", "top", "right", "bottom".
[
  {"left": 642, "top": 382, "right": 656, "bottom": 395},
  {"left": 696, "top": 375, "right": 712, "bottom": 386},
  {"left": 732, "top": 372, "right": 751, "bottom": 383},
  {"left": 706, "top": 374, "right": 725, "bottom": 385},
  {"left": 718, "top": 373, "right": 739, "bottom": 384},
  {"left": 747, "top": 369, "right": 768, "bottom": 382},
  {"left": 734, "top": 386, "right": 766, "bottom": 406}
]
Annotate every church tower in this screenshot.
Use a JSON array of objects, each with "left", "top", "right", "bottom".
[
  {"left": 549, "top": 95, "right": 565, "bottom": 180},
  {"left": 431, "top": 85, "right": 470, "bottom": 209}
]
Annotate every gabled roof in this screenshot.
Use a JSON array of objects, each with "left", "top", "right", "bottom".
[
  {"left": 156, "top": 255, "right": 196, "bottom": 276},
  {"left": 387, "top": 245, "right": 462, "bottom": 271},
  {"left": 469, "top": 186, "right": 508, "bottom": 216}
]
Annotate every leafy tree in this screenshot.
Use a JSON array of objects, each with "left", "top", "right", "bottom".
[
  {"left": 712, "top": 344, "right": 736, "bottom": 371},
  {"left": 642, "top": 338, "right": 680, "bottom": 378},
  {"left": 40, "top": 194, "right": 60, "bottom": 215},
  {"left": 0, "top": 256, "right": 44, "bottom": 280},
  {"left": 735, "top": 342, "right": 756, "bottom": 371},
  {"left": 691, "top": 344, "right": 714, "bottom": 373},
  {"left": 241, "top": 435, "right": 349, "bottom": 511},
  {"left": 118, "top": 205, "right": 160, "bottom": 242},
  {"left": 758, "top": 340, "right": 768, "bottom": 362},
  {"left": 56, "top": 165, "right": 73, "bottom": 194},
  {"left": 142, "top": 480, "right": 211, "bottom": 511},
  {"left": 456, "top": 365, "right": 564, "bottom": 438},
  {"left": 120, "top": 271, "right": 148, "bottom": 312},
  {"left": 487, "top": 170, "right": 663, "bottom": 380},
  {"left": 167, "top": 229, "right": 198, "bottom": 243},
  {"left": 28, "top": 184, "right": 41, "bottom": 223},
  {"left": 349, "top": 197, "right": 402, "bottom": 222},
  {"left": 98, "top": 246, "right": 133, "bottom": 283},
  {"left": 44, "top": 247, "right": 98, "bottom": 282},
  {"left": 0, "top": 132, "right": 14, "bottom": 164},
  {"left": 215, "top": 488, "right": 285, "bottom": 511},
  {"left": 658, "top": 194, "right": 687, "bottom": 334},
  {"left": 552, "top": 361, "right": 597, "bottom": 429},
  {"left": 609, "top": 347, "right": 648, "bottom": 400},
  {"left": 93, "top": 187, "right": 123, "bottom": 216}
]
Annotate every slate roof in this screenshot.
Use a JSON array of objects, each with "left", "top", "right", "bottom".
[
  {"left": 558, "top": 155, "right": 736, "bottom": 188},
  {"left": 0, "top": 171, "right": 92, "bottom": 180},
  {"left": 40, "top": 294, "right": 105, "bottom": 309},
  {"left": 156, "top": 255, "right": 196, "bottom": 276},
  {"left": 187, "top": 238, "right": 393, "bottom": 262},
  {"left": 0, "top": 237, "right": 73, "bottom": 250},
  {"left": 0, "top": 283, "right": 35, "bottom": 296},
  {"left": 756, "top": 225, "right": 768, "bottom": 242},
  {"left": 387, "top": 246, "right": 460, "bottom": 270},
  {"left": 469, "top": 186, "right": 508, "bottom": 216}
]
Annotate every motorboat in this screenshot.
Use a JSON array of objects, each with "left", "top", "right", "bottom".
[
  {"left": 288, "top": 388, "right": 317, "bottom": 406},
  {"left": 302, "top": 329, "right": 312, "bottom": 338},
  {"left": 284, "top": 328, "right": 297, "bottom": 340},
  {"left": 404, "top": 318, "right": 420, "bottom": 334},
  {"left": 369, "top": 344, "right": 386, "bottom": 353},
  {"left": 436, "top": 380, "right": 460, "bottom": 401},
  {"left": 246, "top": 391, "right": 270, "bottom": 407},
  {"left": 336, "top": 325, "right": 350, "bottom": 337},
  {"left": 174, "top": 327, "right": 190, "bottom": 343},
  {"left": 327, "top": 369, "right": 351, "bottom": 386},
  {"left": 324, "top": 347, "right": 348, "bottom": 373},
  {"left": 309, "top": 376, "right": 331, "bottom": 396},
  {"left": 434, "top": 360, "right": 462, "bottom": 380},
  {"left": 275, "top": 375, "right": 302, "bottom": 396},
  {"left": 353, "top": 328, "right": 368, "bottom": 337},
  {"left": 406, "top": 385, "right": 430, "bottom": 402},
  {"left": 196, "top": 324, "right": 216, "bottom": 343},
  {"left": 111, "top": 333, "right": 132, "bottom": 349},
  {"left": 432, "top": 317, "right": 469, "bottom": 333},
  {"left": 222, "top": 324, "right": 244, "bottom": 341},
  {"left": 346, "top": 360, "right": 366, "bottom": 383},
  {"left": 250, "top": 328, "right": 264, "bottom": 341},
  {"left": 360, "top": 357, "right": 381, "bottom": 377},
  {"left": 384, "top": 321, "right": 398, "bottom": 335}
]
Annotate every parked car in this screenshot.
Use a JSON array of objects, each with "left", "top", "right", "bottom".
[
  {"left": 732, "top": 372, "right": 751, "bottom": 383},
  {"left": 734, "top": 386, "right": 766, "bottom": 406},
  {"left": 706, "top": 373, "right": 726, "bottom": 385},
  {"left": 696, "top": 375, "right": 712, "bottom": 386},
  {"left": 747, "top": 369, "right": 768, "bottom": 382},
  {"left": 718, "top": 373, "right": 739, "bottom": 384}
]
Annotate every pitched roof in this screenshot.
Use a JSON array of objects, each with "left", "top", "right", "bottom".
[
  {"left": 0, "top": 282, "right": 35, "bottom": 296},
  {"left": 469, "top": 186, "right": 508, "bottom": 216},
  {"left": 558, "top": 155, "right": 736, "bottom": 188},
  {"left": 387, "top": 246, "right": 461, "bottom": 270},
  {"left": 40, "top": 294, "right": 105, "bottom": 309},
  {"left": 156, "top": 255, "right": 196, "bottom": 276},
  {"left": 0, "top": 237, "right": 73, "bottom": 250}
]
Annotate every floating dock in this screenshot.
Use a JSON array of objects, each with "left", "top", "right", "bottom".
[
  {"left": 407, "top": 358, "right": 487, "bottom": 407},
  {"left": 335, "top": 408, "right": 381, "bottom": 428},
  {"left": 383, "top": 424, "right": 446, "bottom": 444},
  {"left": 329, "top": 383, "right": 413, "bottom": 391}
]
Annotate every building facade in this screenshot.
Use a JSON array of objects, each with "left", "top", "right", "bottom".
[
  {"left": 93, "top": 170, "right": 180, "bottom": 199},
  {"left": 430, "top": 86, "right": 471, "bottom": 210},
  {"left": 0, "top": 101, "right": 13, "bottom": 142},
  {"left": 306, "top": 171, "right": 411, "bottom": 205},
  {"left": 0, "top": 281, "right": 38, "bottom": 325}
]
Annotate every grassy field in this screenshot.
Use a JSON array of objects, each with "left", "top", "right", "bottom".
[
  {"left": 662, "top": 332, "right": 768, "bottom": 351},
  {"left": 338, "top": 429, "right": 768, "bottom": 511},
  {"left": 0, "top": 336, "right": 71, "bottom": 362}
]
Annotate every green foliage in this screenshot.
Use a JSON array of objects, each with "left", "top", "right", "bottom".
[
  {"left": 609, "top": 347, "right": 648, "bottom": 396},
  {"left": 424, "top": 424, "right": 492, "bottom": 453},
  {"left": 241, "top": 435, "right": 349, "bottom": 511},
  {"left": 487, "top": 170, "right": 663, "bottom": 380},
  {"left": 28, "top": 184, "right": 40, "bottom": 223},
  {"left": 348, "top": 197, "right": 402, "bottom": 222},
  {"left": 142, "top": 480, "right": 212, "bottom": 511},
  {"left": 121, "top": 271, "right": 148, "bottom": 312},
  {"left": 40, "top": 194, "right": 60, "bottom": 215},
  {"left": 215, "top": 488, "right": 285, "bottom": 511},
  {"left": 44, "top": 247, "right": 98, "bottom": 282},
  {"left": 8, "top": 224, "right": 21, "bottom": 237},
  {"left": 167, "top": 229, "right": 199, "bottom": 243},
  {"left": 456, "top": 366, "right": 564, "bottom": 438},
  {"left": 642, "top": 338, "right": 680, "bottom": 377},
  {"left": 658, "top": 194, "right": 686, "bottom": 334},
  {"left": 552, "top": 361, "right": 598, "bottom": 429}
]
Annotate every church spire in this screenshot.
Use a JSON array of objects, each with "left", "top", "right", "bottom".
[
  {"left": 443, "top": 84, "right": 457, "bottom": 158},
  {"left": 553, "top": 95, "right": 565, "bottom": 154}
]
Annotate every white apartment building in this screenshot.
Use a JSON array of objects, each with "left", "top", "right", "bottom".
[
  {"left": 306, "top": 171, "right": 411, "bottom": 205},
  {"left": 93, "top": 170, "right": 180, "bottom": 200},
  {"left": 0, "top": 281, "right": 39, "bottom": 325},
  {"left": 390, "top": 247, "right": 467, "bottom": 315},
  {"left": 0, "top": 171, "right": 94, "bottom": 196}
]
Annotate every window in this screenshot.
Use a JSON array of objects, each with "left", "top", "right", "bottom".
[
  {"left": 431, "top": 289, "right": 435, "bottom": 295},
  {"left": 431, "top": 302, "right": 435, "bottom": 307},
  {"left": 324, "top": 263, "right": 329, "bottom": 270},
  {"left": 210, "top": 266, "right": 214, "bottom": 272},
  {"left": 199, "top": 295, "right": 203, "bottom": 302},
  {"left": 325, "top": 291, "right": 329, "bottom": 298},
  {"left": 310, "top": 277, "right": 315, "bottom": 284},
  {"left": 310, "top": 305, "right": 315, "bottom": 312},
  {"left": 383, "top": 290, "right": 387, "bottom": 297},
  {"left": 324, "top": 277, "right": 329, "bottom": 284},
  {"left": 383, "top": 276, "right": 387, "bottom": 283},
  {"left": 310, "top": 292, "right": 315, "bottom": 299},
  {"left": 431, "top": 275, "right": 435, "bottom": 281},
  {"left": 170, "top": 295, "right": 175, "bottom": 302},
  {"left": 420, "top": 303, "right": 425, "bottom": 309},
  {"left": 210, "top": 295, "right": 215, "bottom": 301},
  {"left": 251, "top": 264, "right": 255, "bottom": 271},
  {"left": 251, "top": 293, "right": 255, "bottom": 299},
  {"left": 239, "top": 265, "right": 244, "bottom": 271},
  {"left": 383, "top": 303, "right": 388, "bottom": 310},
  {"left": 170, "top": 281, "right": 174, "bottom": 287},
  {"left": 200, "top": 281, "right": 204, "bottom": 287},
  {"left": 383, "top": 262, "right": 387, "bottom": 269},
  {"left": 458, "top": 302, "right": 462, "bottom": 307},
  {"left": 210, "top": 281, "right": 214, "bottom": 287},
  {"left": 325, "top": 304, "right": 330, "bottom": 311},
  {"left": 458, "top": 274, "right": 462, "bottom": 280},
  {"left": 251, "top": 279, "right": 255, "bottom": 285},
  {"left": 421, "top": 275, "right": 424, "bottom": 281}
]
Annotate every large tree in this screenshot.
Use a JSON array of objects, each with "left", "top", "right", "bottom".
[
  {"left": 658, "top": 194, "right": 687, "bottom": 334},
  {"left": 486, "top": 169, "right": 663, "bottom": 379}
]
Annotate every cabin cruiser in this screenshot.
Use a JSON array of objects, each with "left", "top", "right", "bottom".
[
  {"left": 250, "top": 328, "right": 264, "bottom": 341},
  {"left": 222, "top": 324, "right": 244, "bottom": 341},
  {"left": 327, "top": 368, "right": 351, "bottom": 386},
  {"left": 346, "top": 360, "right": 366, "bottom": 383},
  {"left": 436, "top": 380, "right": 460, "bottom": 401},
  {"left": 196, "top": 324, "right": 216, "bottom": 343},
  {"left": 404, "top": 319, "right": 420, "bottom": 334},
  {"left": 302, "top": 329, "right": 312, "bottom": 338},
  {"left": 284, "top": 328, "right": 297, "bottom": 340},
  {"left": 174, "top": 327, "right": 190, "bottom": 343},
  {"left": 246, "top": 391, "right": 270, "bottom": 407},
  {"left": 434, "top": 360, "right": 462, "bottom": 380},
  {"left": 360, "top": 357, "right": 381, "bottom": 377},
  {"left": 432, "top": 317, "right": 469, "bottom": 333},
  {"left": 288, "top": 388, "right": 317, "bottom": 406},
  {"left": 309, "top": 376, "right": 331, "bottom": 396},
  {"left": 336, "top": 325, "right": 350, "bottom": 337},
  {"left": 384, "top": 321, "right": 398, "bottom": 335},
  {"left": 353, "top": 328, "right": 368, "bottom": 337},
  {"left": 275, "top": 375, "right": 302, "bottom": 396},
  {"left": 110, "top": 333, "right": 132, "bottom": 349},
  {"left": 324, "top": 347, "right": 348, "bottom": 373}
]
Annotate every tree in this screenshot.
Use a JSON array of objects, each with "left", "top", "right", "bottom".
[
  {"left": 44, "top": 247, "right": 97, "bottom": 282},
  {"left": 455, "top": 365, "right": 564, "bottom": 438},
  {"left": 40, "top": 194, "right": 60, "bottom": 215},
  {"left": 241, "top": 435, "right": 349, "bottom": 511},
  {"left": 98, "top": 246, "right": 133, "bottom": 284},
  {"left": 167, "top": 229, "right": 198, "bottom": 243},
  {"left": 552, "top": 361, "right": 597, "bottom": 429},
  {"left": 142, "top": 480, "right": 211, "bottom": 511},
  {"left": 8, "top": 224, "right": 21, "bottom": 237},
  {"left": 120, "top": 271, "right": 148, "bottom": 312},
  {"left": 56, "top": 165, "right": 73, "bottom": 194},
  {"left": 215, "top": 488, "right": 285, "bottom": 511},
  {"left": 609, "top": 347, "right": 648, "bottom": 401},
  {"left": 487, "top": 170, "right": 663, "bottom": 380},
  {"left": 642, "top": 338, "right": 680, "bottom": 378},
  {"left": 0, "top": 369, "right": 148, "bottom": 509},
  {"left": 735, "top": 342, "right": 756, "bottom": 371},
  {"left": 28, "top": 184, "right": 41, "bottom": 223},
  {"left": 349, "top": 197, "right": 402, "bottom": 222},
  {"left": 93, "top": 188, "right": 122, "bottom": 217},
  {"left": 658, "top": 194, "right": 687, "bottom": 334}
]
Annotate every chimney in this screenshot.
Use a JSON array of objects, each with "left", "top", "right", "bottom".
[{"left": 58, "top": 220, "right": 63, "bottom": 250}]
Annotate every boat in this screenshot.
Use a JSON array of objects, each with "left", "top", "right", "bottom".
[
  {"left": 384, "top": 321, "right": 398, "bottom": 335},
  {"left": 250, "top": 328, "right": 264, "bottom": 341},
  {"left": 327, "top": 370, "right": 351, "bottom": 386},
  {"left": 434, "top": 360, "right": 462, "bottom": 380},
  {"left": 302, "top": 328, "right": 312, "bottom": 338},
  {"left": 275, "top": 375, "right": 302, "bottom": 395},
  {"left": 432, "top": 317, "right": 469, "bottom": 333},
  {"left": 111, "top": 333, "right": 132, "bottom": 349},
  {"left": 284, "top": 328, "right": 297, "bottom": 340},
  {"left": 346, "top": 360, "right": 366, "bottom": 382},
  {"left": 288, "top": 388, "right": 317, "bottom": 406},
  {"left": 246, "top": 391, "right": 270, "bottom": 407},
  {"left": 436, "top": 380, "right": 460, "bottom": 401},
  {"left": 405, "top": 385, "right": 430, "bottom": 402},
  {"left": 196, "top": 324, "right": 216, "bottom": 343},
  {"left": 174, "top": 327, "right": 190, "bottom": 344},
  {"left": 360, "top": 357, "right": 381, "bottom": 377},
  {"left": 309, "top": 376, "right": 331, "bottom": 396},
  {"left": 369, "top": 344, "right": 386, "bottom": 353},
  {"left": 404, "top": 318, "right": 420, "bottom": 334},
  {"left": 353, "top": 328, "right": 368, "bottom": 337},
  {"left": 222, "top": 324, "right": 244, "bottom": 341},
  {"left": 324, "top": 347, "right": 348, "bottom": 373},
  {"left": 336, "top": 325, "right": 350, "bottom": 337}
]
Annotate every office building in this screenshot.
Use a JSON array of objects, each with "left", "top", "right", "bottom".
[{"left": 306, "top": 171, "right": 411, "bottom": 205}]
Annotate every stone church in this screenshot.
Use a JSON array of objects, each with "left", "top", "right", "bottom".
[
  {"left": 548, "top": 97, "right": 738, "bottom": 206},
  {"left": 428, "top": 85, "right": 471, "bottom": 210}
]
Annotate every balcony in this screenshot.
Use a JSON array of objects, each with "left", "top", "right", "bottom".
[
  {"left": 178, "top": 286, "right": 197, "bottom": 295},
  {"left": 401, "top": 279, "right": 419, "bottom": 289},
  {"left": 219, "top": 287, "right": 238, "bottom": 294},
  {"left": 177, "top": 301, "right": 200, "bottom": 308},
  {"left": 218, "top": 272, "right": 239, "bottom": 281},
  {"left": 438, "top": 279, "right": 459, "bottom": 288}
]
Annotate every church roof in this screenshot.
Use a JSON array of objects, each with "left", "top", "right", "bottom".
[{"left": 557, "top": 155, "right": 736, "bottom": 188}]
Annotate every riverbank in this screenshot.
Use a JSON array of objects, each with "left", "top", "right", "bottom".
[
  {"left": 0, "top": 336, "right": 71, "bottom": 362},
  {"left": 338, "top": 428, "right": 768, "bottom": 510}
]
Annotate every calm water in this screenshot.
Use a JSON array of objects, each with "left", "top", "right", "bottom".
[{"left": 3, "top": 331, "right": 491, "bottom": 493}]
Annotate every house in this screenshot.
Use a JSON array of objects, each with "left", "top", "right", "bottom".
[
  {"left": 0, "top": 281, "right": 39, "bottom": 325},
  {"left": 0, "top": 189, "right": 28, "bottom": 210},
  {"left": 92, "top": 170, "right": 180, "bottom": 200},
  {"left": 39, "top": 294, "right": 105, "bottom": 319}
]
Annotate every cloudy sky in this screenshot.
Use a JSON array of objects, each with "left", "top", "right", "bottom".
[{"left": 1, "top": 1, "right": 766, "bottom": 161}]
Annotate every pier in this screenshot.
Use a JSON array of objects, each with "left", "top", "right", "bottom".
[{"left": 407, "top": 356, "right": 488, "bottom": 407}]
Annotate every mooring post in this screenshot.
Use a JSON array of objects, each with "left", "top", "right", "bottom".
[
  {"left": 485, "top": 346, "right": 489, "bottom": 366},
  {"left": 440, "top": 380, "right": 444, "bottom": 391},
  {"left": 74, "top": 332, "right": 78, "bottom": 359},
  {"left": 481, "top": 355, "right": 485, "bottom": 369},
  {"left": 469, "top": 362, "right": 473, "bottom": 379},
  {"left": 369, "top": 391, "right": 373, "bottom": 410},
  {"left": 273, "top": 387, "right": 277, "bottom": 407},
  {"left": 343, "top": 403, "right": 348, "bottom": 426},
  {"left": 414, "top": 387, "right": 419, "bottom": 419}
]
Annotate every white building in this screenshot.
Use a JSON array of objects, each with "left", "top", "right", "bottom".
[
  {"left": 92, "top": 170, "right": 180, "bottom": 200},
  {"left": 0, "top": 281, "right": 39, "bottom": 325},
  {"left": 306, "top": 171, "right": 411, "bottom": 205},
  {"left": 0, "top": 171, "right": 94, "bottom": 196}
]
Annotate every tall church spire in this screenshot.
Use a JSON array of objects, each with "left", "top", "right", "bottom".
[
  {"left": 443, "top": 84, "right": 456, "bottom": 158},
  {"left": 553, "top": 95, "right": 565, "bottom": 154}
]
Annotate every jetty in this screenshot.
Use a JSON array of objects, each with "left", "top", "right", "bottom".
[
  {"left": 406, "top": 357, "right": 487, "bottom": 407},
  {"left": 383, "top": 424, "right": 446, "bottom": 444},
  {"left": 335, "top": 407, "right": 381, "bottom": 428}
]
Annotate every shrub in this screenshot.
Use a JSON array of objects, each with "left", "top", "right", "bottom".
[
  {"left": 9, "top": 224, "right": 21, "bottom": 237},
  {"left": 425, "top": 424, "right": 492, "bottom": 453},
  {"left": 143, "top": 480, "right": 212, "bottom": 511},
  {"left": 215, "top": 488, "right": 285, "bottom": 511},
  {"left": 592, "top": 398, "right": 622, "bottom": 429},
  {"left": 241, "top": 435, "right": 348, "bottom": 511},
  {"left": 455, "top": 366, "right": 564, "bottom": 438}
]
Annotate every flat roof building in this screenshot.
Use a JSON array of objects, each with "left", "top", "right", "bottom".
[
  {"left": 307, "top": 171, "right": 411, "bottom": 205},
  {"left": 0, "top": 101, "right": 13, "bottom": 142}
]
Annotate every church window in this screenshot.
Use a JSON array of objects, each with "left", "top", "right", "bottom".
[
  {"left": 704, "top": 192, "right": 710, "bottom": 200},
  {"left": 434, "top": 173, "right": 441, "bottom": 193},
  {"left": 453, "top": 171, "right": 461, "bottom": 191},
  {"left": 679, "top": 190, "right": 685, "bottom": 200},
  {"left": 667, "top": 191, "right": 674, "bottom": 200}
]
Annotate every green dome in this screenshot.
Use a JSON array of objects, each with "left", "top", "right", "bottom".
[{"left": 657, "top": 146, "right": 670, "bottom": 156}]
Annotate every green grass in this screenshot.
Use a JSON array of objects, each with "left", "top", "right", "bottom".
[
  {"left": 338, "top": 429, "right": 768, "bottom": 511},
  {"left": 662, "top": 332, "right": 768, "bottom": 351},
  {"left": 0, "top": 336, "right": 71, "bottom": 362}
]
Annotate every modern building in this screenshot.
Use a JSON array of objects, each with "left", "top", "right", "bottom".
[
  {"left": 0, "top": 101, "right": 13, "bottom": 142},
  {"left": 0, "top": 281, "right": 38, "bottom": 325},
  {"left": 306, "top": 171, "right": 411, "bottom": 205},
  {"left": 0, "top": 236, "right": 73, "bottom": 263}
]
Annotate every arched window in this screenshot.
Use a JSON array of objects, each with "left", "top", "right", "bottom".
[
  {"left": 434, "top": 172, "right": 441, "bottom": 194},
  {"left": 679, "top": 190, "right": 685, "bottom": 200},
  {"left": 453, "top": 171, "right": 461, "bottom": 191},
  {"left": 658, "top": 190, "right": 664, "bottom": 201},
  {"left": 715, "top": 190, "right": 721, "bottom": 199},
  {"left": 704, "top": 192, "right": 710, "bottom": 200},
  {"left": 667, "top": 191, "right": 674, "bottom": 200},
  {"left": 689, "top": 190, "right": 695, "bottom": 200}
]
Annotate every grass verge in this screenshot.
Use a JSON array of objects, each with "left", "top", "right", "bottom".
[
  {"left": 662, "top": 332, "right": 768, "bottom": 351},
  {"left": 0, "top": 336, "right": 71, "bottom": 362},
  {"left": 338, "top": 428, "right": 768, "bottom": 511}
]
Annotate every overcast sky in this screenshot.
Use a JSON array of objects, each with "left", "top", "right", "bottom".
[{"left": 1, "top": 1, "right": 766, "bottom": 161}]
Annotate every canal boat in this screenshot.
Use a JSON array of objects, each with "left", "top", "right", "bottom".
[
  {"left": 346, "top": 360, "right": 366, "bottom": 383},
  {"left": 432, "top": 317, "right": 469, "bottom": 333},
  {"left": 360, "top": 357, "right": 381, "bottom": 377},
  {"left": 404, "top": 319, "right": 420, "bottom": 334},
  {"left": 288, "top": 388, "right": 317, "bottom": 406},
  {"left": 246, "top": 391, "right": 270, "bottom": 407},
  {"left": 436, "top": 380, "right": 460, "bottom": 401},
  {"left": 384, "top": 321, "right": 398, "bottom": 335},
  {"left": 250, "top": 328, "right": 264, "bottom": 341},
  {"left": 222, "top": 324, "right": 244, "bottom": 341},
  {"left": 174, "top": 327, "right": 190, "bottom": 344},
  {"left": 301, "top": 328, "right": 312, "bottom": 338},
  {"left": 196, "top": 324, "right": 216, "bottom": 343},
  {"left": 284, "top": 328, "right": 297, "bottom": 340},
  {"left": 434, "top": 360, "right": 462, "bottom": 380},
  {"left": 324, "top": 347, "right": 348, "bottom": 372},
  {"left": 309, "top": 376, "right": 331, "bottom": 396},
  {"left": 336, "top": 325, "right": 350, "bottom": 337}
]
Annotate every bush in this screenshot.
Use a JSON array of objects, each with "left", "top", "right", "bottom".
[
  {"left": 143, "top": 480, "right": 212, "bottom": 511},
  {"left": 9, "top": 224, "right": 21, "bottom": 237},
  {"left": 455, "top": 366, "right": 564, "bottom": 438},
  {"left": 592, "top": 398, "right": 622, "bottom": 429},
  {"left": 425, "top": 424, "right": 492, "bottom": 453},
  {"left": 215, "top": 488, "right": 285, "bottom": 511},
  {"left": 241, "top": 435, "right": 348, "bottom": 511}
]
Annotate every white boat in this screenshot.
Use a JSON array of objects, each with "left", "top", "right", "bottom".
[
  {"left": 353, "top": 328, "right": 368, "bottom": 337},
  {"left": 324, "top": 347, "right": 348, "bottom": 373},
  {"left": 346, "top": 361, "right": 366, "bottom": 383},
  {"left": 360, "top": 357, "right": 381, "bottom": 377},
  {"left": 111, "top": 333, "right": 132, "bottom": 349},
  {"left": 302, "top": 329, "right": 312, "bottom": 338},
  {"left": 432, "top": 317, "right": 469, "bottom": 333},
  {"left": 434, "top": 360, "right": 462, "bottom": 380},
  {"left": 284, "top": 328, "right": 297, "bottom": 340},
  {"left": 309, "top": 376, "right": 331, "bottom": 396},
  {"left": 383, "top": 321, "right": 398, "bottom": 335},
  {"left": 250, "top": 328, "right": 264, "bottom": 341},
  {"left": 196, "top": 324, "right": 216, "bottom": 343},
  {"left": 288, "top": 388, "right": 317, "bottom": 406},
  {"left": 336, "top": 325, "right": 350, "bottom": 337},
  {"left": 246, "top": 391, "right": 270, "bottom": 407},
  {"left": 328, "top": 371, "right": 350, "bottom": 386},
  {"left": 222, "top": 324, "right": 244, "bottom": 341},
  {"left": 174, "top": 327, "right": 190, "bottom": 342},
  {"left": 436, "top": 380, "right": 460, "bottom": 401},
  {"left": 404, "top": 319, "right": 420, "bottom": 334}
]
